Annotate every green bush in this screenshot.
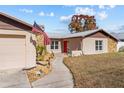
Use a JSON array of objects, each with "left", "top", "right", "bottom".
[
  {"left": 36, "top": 45, "right": 49, "bottom": 61},
  {"left": 36, "top": 45, "right": 45, "bottom": 56},
  {"left": 119, "top": 46, "right": 124, "bottom": 52}
]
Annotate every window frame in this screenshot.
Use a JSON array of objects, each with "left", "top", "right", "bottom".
[
  {"left": 50, "top": 40, "right": 59, "bottom": 49},
  {"left": 95, "top": 40, "right": 103, "bottom": 51}
]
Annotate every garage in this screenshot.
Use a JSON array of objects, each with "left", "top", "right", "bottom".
[
  {"left": 0, "top": 35, "right": 26, "bottom": 70},
  {"left": 0, "top": 12, "right": 36, "bottom": 70}
]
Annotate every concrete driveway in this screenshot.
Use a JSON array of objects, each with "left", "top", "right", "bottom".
[
  {"left": 32, "top": 53, "right": 74, "bottom": 88},
  {"left": 0, "top": 69, "right": 30, "bottom": 88}
]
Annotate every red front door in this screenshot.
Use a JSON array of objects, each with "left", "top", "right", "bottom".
[{"left": 64, "top": 41, "right": 67, "bottom": 53}]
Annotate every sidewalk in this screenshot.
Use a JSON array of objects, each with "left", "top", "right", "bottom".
[{"left": 32, "top": 53, "right": 74, "bottom": 88}]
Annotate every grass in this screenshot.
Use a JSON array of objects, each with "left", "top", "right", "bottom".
[{"left": 64, "top": 52, "right": 124, "bottom": 88}]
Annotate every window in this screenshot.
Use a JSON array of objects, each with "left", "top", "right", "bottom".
[
  {"left": 95, "top": 40, "right": 103, "bottom": 51},
  {"left": 51, "top": 41, "right": 54, "bottom": 49},
  {"left": 51, "top": 40, "right": 59, "bottom": 49}
]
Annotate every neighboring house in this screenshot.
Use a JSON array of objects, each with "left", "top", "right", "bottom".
[
  {"left": 47, "top": 29, "right": 118, "bottom": 56},
  {"left": 111, "top": 32, "right": 124, "bottom": 51},
  {"left": 0, "top": 12, "right": 36, "bottom": 70}
]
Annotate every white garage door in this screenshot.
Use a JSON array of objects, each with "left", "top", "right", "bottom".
[{"left": 0, "top": 35, "right": 26, "bottom": 70}]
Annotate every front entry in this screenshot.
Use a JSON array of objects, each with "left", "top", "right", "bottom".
[{"left": 63, "top": 41, "right": 68, "bottom": 53}]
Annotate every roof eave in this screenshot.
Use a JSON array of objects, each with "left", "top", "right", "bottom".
[{"left": 0, "top": 12, "right": 33, "bottom": 28}]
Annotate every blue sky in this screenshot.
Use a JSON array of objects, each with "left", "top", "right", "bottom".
[{"left": 0, "top": 5, "right": 124, "bottom": 33}]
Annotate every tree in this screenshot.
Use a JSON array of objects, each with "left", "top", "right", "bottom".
[{"left": 68, "top": 14, "right": 98, "bottom": 33}]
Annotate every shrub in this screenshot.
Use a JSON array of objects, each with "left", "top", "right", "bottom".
[
  {"left": 36, "top": 45, "right": 45, "bottom": 56},
  {"left": 119, "top": 46, "right": 124, "bottom": 52},
  {"left": 36, "top": 55, "right": 44, "bottom": 61}
]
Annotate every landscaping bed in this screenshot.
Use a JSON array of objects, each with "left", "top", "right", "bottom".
[
  {"left": 64, "top": 52, "right": 124, "bottom": 88},
  {"left": 26, "top": 53, "right": 55, "bottom": 83}
]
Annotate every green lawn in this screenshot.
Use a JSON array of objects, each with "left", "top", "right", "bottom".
[{"left": 64, "top": 52, "right": 124, "bottom": 88}]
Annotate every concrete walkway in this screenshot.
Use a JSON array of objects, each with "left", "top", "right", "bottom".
[
  {"left": 0, "top": 69, "right": 30, "bottom": 88},
  {"left": 32, "top": 53, "right": 74, "bottom": 88}
]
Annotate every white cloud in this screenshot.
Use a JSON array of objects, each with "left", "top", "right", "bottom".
[
  {"left": 105, "top": 24, "right": 124, "bottom": 32},
  {"left": 97, "top": 11, "right": 108, "bottom": 20},
  {"left": 60, "top": 15, "right": 72, "bottom": 22},
  {"left": 109, "top": 5, "right": 116, "bottom": 9},
  {"left": 39, "top": 11, "right": 54, "bottom": 17},
  {"left": 19, "top": 8, "right": 33, "bottom": 13},
  {"left": 98, "top": 5, "right": 116, "bottom": 9},
  {"left": 47, "top": 12, "right": 54, "bottom": 17},
  {"left": 75, "top": 7, "right": 96, "bottom": 15},
  {"left": 99, "top": 5, "right": 105, "bottom": 9},
  {"left": 60, "top": 6, "right": 111, "bottom": 23},
  {"left": 39, "top": 11, "right": 45, "bottom": 16}
]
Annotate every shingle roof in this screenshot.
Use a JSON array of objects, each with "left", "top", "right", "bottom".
[
  {"left": 63, "top": 29, "right": 103, "bottom": 38},
  {"left": 47, "top": 33, "right": 65, "bottom": 39},
  {"left": 48, "top": 29, "right": 118, "bottom": 41}
]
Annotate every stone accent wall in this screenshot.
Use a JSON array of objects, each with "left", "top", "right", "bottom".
[{"left": 108, "top": 37, "right": 117, "bottom": 53}]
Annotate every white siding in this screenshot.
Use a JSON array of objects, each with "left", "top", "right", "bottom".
[
  {"left": 47, "top": 40, "right": 61, "bottom": 53},
  {"left": 82, "top": 37, "right": 108, "bottom": 55},
  {"left": 117, "top": 41, "right": 124, "bottom": 51}
]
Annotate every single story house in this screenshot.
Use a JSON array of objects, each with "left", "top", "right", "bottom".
[
  {"left": 111, "top": 32, "right": 124, "bottom": 51},
  {"left": 0, "top": 12, "right": 36, "bottom": 70},
  {"left": 47, "top": 29, "right": 118, "bottom": 56}
]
